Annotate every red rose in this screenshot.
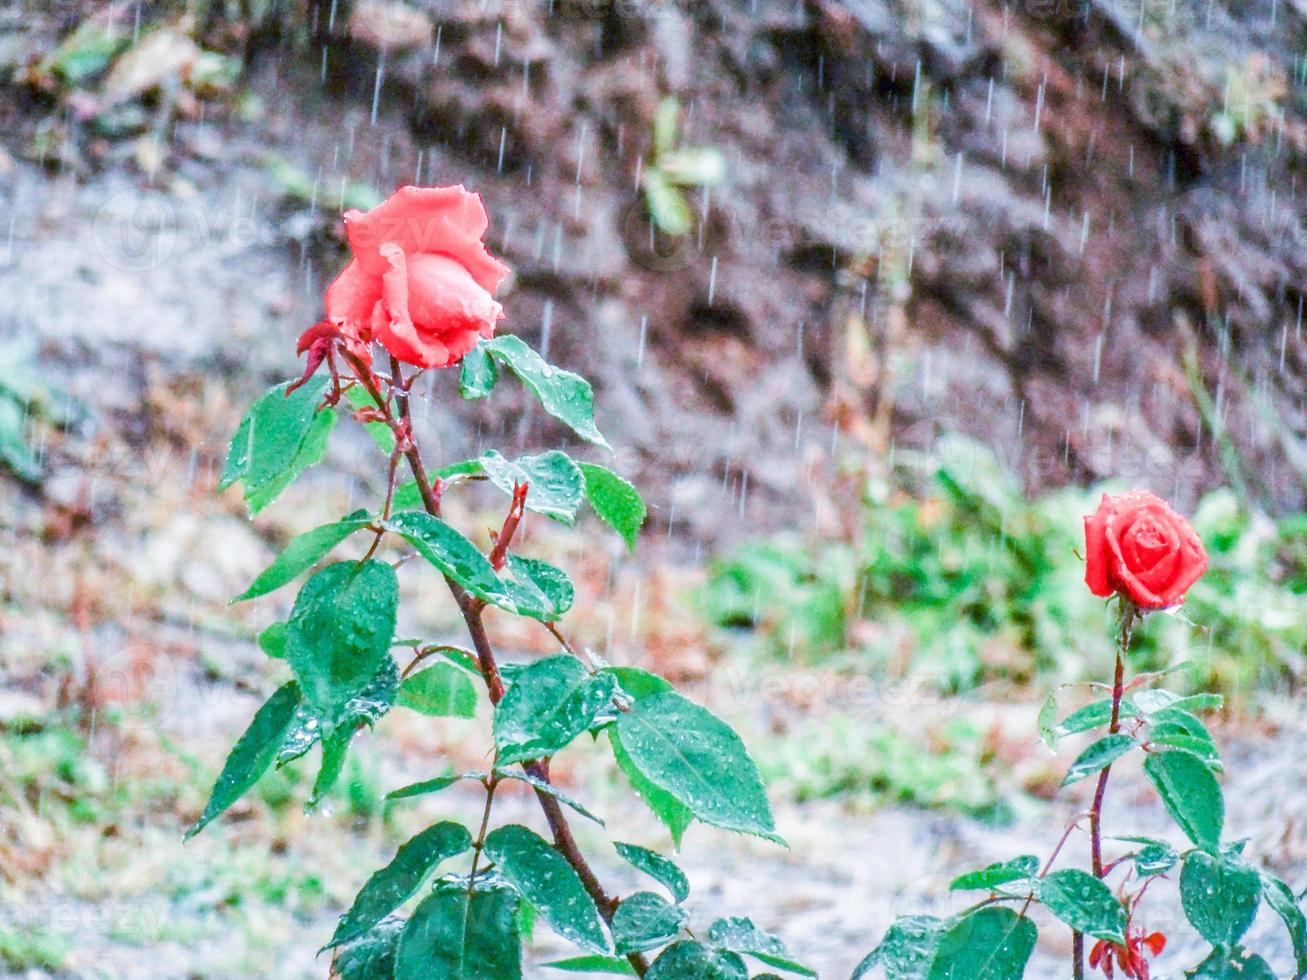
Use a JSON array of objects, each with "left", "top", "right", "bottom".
[
  {"left": 1084, "top": 490, "right": 1208, "bottom": 609},
  {"left": 322, "top": 185, "right": 510, "bottom": 369}
]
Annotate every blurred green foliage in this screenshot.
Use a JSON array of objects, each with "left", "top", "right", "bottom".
[{"left": 703, "top": 436, "right": 1307, "bottom": 699}]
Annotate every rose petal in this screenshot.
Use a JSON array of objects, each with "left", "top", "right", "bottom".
[
  {"left": 344, "top": 185, "right": 491, "bottom": 276},
  {"left": 1084, "top": 496, "right": 1113, "bottom": 597},
  {"left": 324, "top": 258, "right": 384, "bottom": 325}
]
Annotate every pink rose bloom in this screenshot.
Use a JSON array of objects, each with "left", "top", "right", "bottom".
[{"left": 322, "top": 185, "right": 510, "bottom": 368}]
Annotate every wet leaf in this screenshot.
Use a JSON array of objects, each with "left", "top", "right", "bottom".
[
  {"left": 613, "top": 692, "right": 780, "bottom": 844},
  {"left": 384, "top": 772, "right": 485, "bottom": 803},
  {"left": 483, "top": 335, "right": 610, "bottom": 449},
  {"left": 647, "top": 940, "right": 746, "bottom": 979},
  {"left": 1061, "top": 734, "right": 1138, "bottom": 787},
  {"left": 542, "top": 954, "right": 636, "bottom": 974},
  {"left": 1144, "top": 749, "right": 1224, "bottom": 853},
  {"left": 1037, "top": 869, "right": 1126, "bottom": 943},
  {"left": 614, "top": 842, "right": 689, "bottom": 903},
  {"left": 705, "top": 916, "right": 814, "bottom": 976},
  {"left": 397, "top": 662, "right": 478, "bottom": 718},
  {"left": 926, "top": 907, "right": 1036, "bottom": 980},
  {"left": 483, "top": 824, "right": 609, "bottom": 954},
  {"left": 394, "top": 878, "right": 521, "bottom": 980},
  {"left": 1052, "top": 699, "right": 1139, "bottom": 740},
  {"left": 579, "top": 463, "right": 646, "bottom": 551},
  {"left": 1112, "top": 835, "right": 1179, "bottom": 877},
  {"left": 1186, "top": 945, "right": 1277, "bottom": 979},
  {"left": 612, "top": 891, "right": 687, "bottom": 955},
  {"left": 493, "top": 769, "right": 605, "bottom": 825},
  {"left": 329, "top": 822, "right": 473, "bottom": 949},
  {"left": 186, "top": 681, "right": 301, "bottom": 839},
  {"left": 1260, "top": 871, "right": 1307, "bottom": 977},
  {"left": 1180, "top": 850, "right": 1261, "bottom": 947},
  {"left": 494, "top": 656, "right": 617, "bottom": 764},
  {"left": 278, "top": 658, "right": 399, "bottom": 769},
  {"left": 258, "top": 621, "right": 288, "bottom": 659},
  {"left": 502, "top": 555, "right": 575, "bottom": 620},
  {"left": 609, "top": 730, "right": 692, "bottom": 847},
  {"left": 480, "top": 450, "right": 584, "bottom": 524},
  {"left": 285, "top": 561, "right": 398, "bottom": 720},
  {"left": 460, "top": 343, "right": 498, "bottom": 399},
  {"left": 852, "top": 915, "right": 946, "bottom": 979},
  {"left": 949, "top": 855, "right": 1039, "bottom": 892},
  {"left": 233, "top": 510, "right": 372, "bottom": 602},
  {"left": 221, "top": 377, "right": 337, "bottom": 516},
  {"left": 331, "top": 916, "right": 403, "bottom": 980}
]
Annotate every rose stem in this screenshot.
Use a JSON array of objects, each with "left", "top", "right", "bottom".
[
  {"left": 346, "top": 352, "right": 649, "bottom": 976},
  {"left": 1073, "top": 601, "right": 1135, "bottom": 979}
]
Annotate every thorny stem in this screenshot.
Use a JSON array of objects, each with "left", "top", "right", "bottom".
[
  {"left": 343, "top": 353, "right": 648, "bottom": 975},
  {"left": 1074, "top": 601, "right": 1136, "bottom": 979}
]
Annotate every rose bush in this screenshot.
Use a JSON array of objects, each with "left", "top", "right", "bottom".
[
  {"left": 1084, "top": 490, "right": 1208, "bottom": 609},
  {"left": 321, "top": 184, "right": 510, "bottom": 368}
]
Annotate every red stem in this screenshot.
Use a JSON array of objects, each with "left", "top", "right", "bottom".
[{"left": 344, "top": 353, "right": 646, "bottom": 975}]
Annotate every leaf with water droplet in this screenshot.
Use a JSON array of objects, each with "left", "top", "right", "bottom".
[
  {"left": 396, "top": 662, "right": 478, "bottom": 718},
  {"left": 579, "top": 463, "right": 645, "bottom": 551},
  {"left": 852, "top": 915, "right": 946, "bottom": 980},
  {"left": 186, "top": 681, "right": 302, "bottom": 839},
  {"left": 394, "top": 876, "right": 521, "bottom": 980},
  {"left": 1036, "top": 869, "right": 1126, "bottom": 943},
  {"left": 1259, "top": 870, "right": 1307, "bottom": 977},
  {"left": 493, "top": 656, "right": 616, "bottom": 764},
  {"left": 612, "top": 891, "right": 687, "bottom": 955},
  {"left": 328, "top": 822, "right": 473, "bottom": 949},
  {"left": 479, "top": 450, "right": 584, "bottom": 524},
  {"left": 614, "top": 842, "right": 689, "bottom": 904},
  {"left": 221, "top": 377, "right": 337, "bottom": 516},
  {"left": 331, "top": 916, "right": 404, "bottom": 980},
  {"left": 613, "top": 691, "right": 781, "bottom": 845},
  {"left": 233, "top": 510, "right": 372, "bottom": 603},
  {"left": 1144, "top": 748, "right": 1224, "bottom": 853},
  {"left": 482, "top": 335, "right": 610, "bottom": 450},
  {"left": 1180, "top": 849, "right": 1261, "bottom": 947},
  {"left": 705, "top": 916, "right": 814, "bottom": 976},
  {"left": 483, "top": 824, "right": 609, "bottom": 955},
  {"left": 645, "top": 939, "right": 747, "bottom": 979},
  {"left": 1060, "top": 733, "right": 1138, "bottom": 788},
  {"left": 926, "top": 907, "right": 1036, "bottom": 980},
  {"left": 949, "top": 855, "right": 1040, "bottom": 893}
]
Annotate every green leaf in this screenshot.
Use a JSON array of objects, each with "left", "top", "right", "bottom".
[
  {"left": 279, "top": 657, "right": 399, "bottom": 772},
  {"left": 606, "top": 667, "right": 674, "bottom": 700},
  {"left": 1186, "top": 946, "right": 1277, "bottom": 979},
  {"left": 1052, "top": 699, "right": 1139, "bottom": 740},
  {"left": 385, "top": 772, "right": 485, "bottom": 803},
  {"left": 1162, "top": 693, "right": 1224, "bottom": 714},
  {"left": 331, "top": 916, "right": 404, "bottom": 980},
  {"left": 1180, "top": 850, "right": 1262, "bottom": 947},
  {"left": 949, "top": 855, "right": 1039, "bottom": 893},
  {"left": 493, "top": 656, "right": 617, "bottom": 765},
  {"left": 610, "top": 729, "right": 692, "bottom": 847},
  {"left": 384, "top": 511, "right": 569, "bottom": 621},
  {"left": 1111, "top": 835, "right": 1179, "bottom": 877},
  {"left": 502, "top": 555, "right": 575, "bottom": 620},
  {"left": 285, "top": 561, "right": 398, "bottom": 720},
  {"left": 579, "top": 463, "right": 646, "bottom": 551},
  {"left": 612, "top": 891, "right": 687, "bottom": 955},
  {"left": 460, "top": 343, "right": 499, "bottom": 399},
  {"left": 258, "top": 621, "right": 287, "bottom": 659},
  {"left": 343, "top": 385, "right": 395, "bottom": 454},
  {"left": 1036, "top": 869, "right": 1126, "bottom": 943},
  {"left": 1149, "top": 708, "right": 1221, "bottom": 771},
  {"left": 613, "top": 691, "right": 780, "bottom": 844},
  {"left": 493, "top": 769, "right": 605, "bottom": 825},
  {"left": 926, "top": 907, "right": 1037, "bottom": 980},
  {"left": 395, "top": 878, "right": 521, "bottom": 980},
  {"left": 852, "top": 915, "right": 946, "bottom": 980},
  {"left": 1260, "top": 871, "right": 1307, "bottom": 977},
  {"left": 1037, "top": 693, "right": 1058, "bottom": 750},
  {"left": 614, "top": 842, "right": 689, "bottom": 904},
  {"left": 1061, "top": 734, "right": 1138, "bottom": 787},
  {"left": 705, "top": 917, "right": 815, "bottom": 976},
  {"left": 310, "top": 724, "right": 356, "bottom": 807},
  {"left": 233, "top": 510, "right": 372, "bottom": 602},
  {"left": 647, "top": 941, "right": 747, "bottom": 979},
  {"left": 397, "top": 663, "right": 478, "bottom": 718},
  {"left": 543, "top": 955, "right": 637, "bottom": 975},
  {"left": 1144, "top": 749, "right": 1224, "bottom": 853},
  {"left": 643, "top": 169, "right": 693, "bottom": 237},
  {"left": 661, "top": 147, "right": 727, "bottom": 187},
  {"left": 221, "top": 377, "right": 337, "bottom": 515},
  {"left": 185, "top": 681, "right": 301, "bottom": 839},
  {"left": 480, "top": 450, "right": 584, "bottom": 524},
  {"left": 483, "top": 336, "right": 610, "bottom": 449},
  {"left": 329, "top": 822, "right": 473, "bottom": 948},
  {"left": 483, "top": 824, "right": 609, "bottom": 954}
]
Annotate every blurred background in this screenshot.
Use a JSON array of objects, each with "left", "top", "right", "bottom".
[{"left": 0, "top": 0, "right": 1304, "bottom": 976}]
